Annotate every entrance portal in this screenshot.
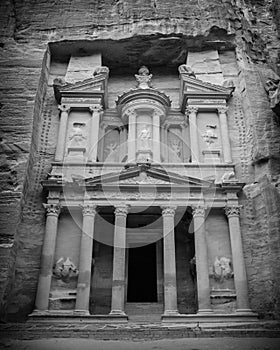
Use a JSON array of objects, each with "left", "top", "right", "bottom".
[{"left": 127, "top": 243, "right": 157, "bottom": 302}]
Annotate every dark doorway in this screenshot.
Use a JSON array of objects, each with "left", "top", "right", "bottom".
[{"left": 127, "top": 243, "right": 157, "bottom": 302}]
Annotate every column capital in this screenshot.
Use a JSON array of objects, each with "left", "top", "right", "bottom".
[
  {"left": 186, "top": 106, "right": 199, "bottom": 115},
  {"left": 126, "top": 108, "right": 137, "bottom": 118},
  {"left": 81, "top": 204, "right": 97, "bottom": 217},
  {"left": 217, "top": 106, "right": 228, "bottom": 114},
  {"left": 89, "top": 104, "right": 103, "bottom": 113},
  {"left": 225, "top": 205, "right": 242, "bottom": 217},
  {"left": 114, "top": 204, "right": 129, "bottom": 216},
  {"left": 161, "top": 206, "right": 177, "bottom": 217},
  {"left": 43, "top": 203, "right": 61, "bottom": 216},
  {"left": 192, "top": 205, "right": 206, "bottom": 218},
  {"left": 58, "top": 104, "right": 70, "bottom": 113}
]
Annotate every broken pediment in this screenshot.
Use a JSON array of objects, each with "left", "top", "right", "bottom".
[
  {"left": 179, "top": 70, "right": 234, "bottom": 111},
  {"left": 53, "top": 68, "right": 109, "bottom": 107}
]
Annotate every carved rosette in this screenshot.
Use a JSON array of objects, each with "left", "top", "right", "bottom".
[
  {"left": 161, "top": 206, "right": 176, "bottom": 217},
  {"left": 81, "top": 204, "right": 97, "bottom": 217},
  {"left": 192, "top": 205, "right": 205, "bottom": 218},
  {"left": 114, "top": 205, "right": 129, "bottom": 217},
  {"left": 217, "top": 106, "right": 228, "bottom": 115},
  {"left": 224, "top": 205, "right": 241, "bottom": 217},
  {"left": 58, "top": 104, "right": 71, "bottom": 114},
  {"left": 186, "top": 106, "right": 198, "bottom": 115},
  {"left": 43, "top": 203, "right": 61, "bottom": 216}
]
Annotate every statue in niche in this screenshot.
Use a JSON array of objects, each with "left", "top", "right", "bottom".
[
  {"left": 53, "top": 257, "right": 79, "bottom": 283},
  {"left": 138, "top": 125, "right": 151, "bottom": 150},
  {"left": 202, "top": 124, "right": 218, "bottom": 145},
  {"left": 68, "top": 122, "right": 86, "bottom": 149},
  {"left": 105, "top": 142, "right": 117, "bottom": 155},
  {"left": 135, "top": 66, "right": 153, "bottom": 89},
  {"left": 212, "top": 256, "right": 233, "bottom": 282},
  {"left": 170, "top": 139, "right": 182, "bottom": 159}
]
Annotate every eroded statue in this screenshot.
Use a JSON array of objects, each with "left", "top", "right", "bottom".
[
  {"left": 53, "top": 257, "right": 79, "bottom": 283},
  {"left": 212, "top": 256, "right": 233, "bottom": 282},
  {"left": 138, "top": 125, "right": 151, "bottom": 150},
  {"left": 68, "top": 122, "right": 86, "bottom": 149},
  {"left": 178, "top": 64, "right": 196, "bottom": 78}
]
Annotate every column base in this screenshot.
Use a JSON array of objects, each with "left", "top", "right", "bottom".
[
  {"left": 109, "top": 310, "right": 127, "bottom": 316},
  {"left": 74, "top": 310, "right": 90, "bottom": 316},
  {"left": 163, "top": 310, "right": 179, "bottom": 316},
  {"left": 197, "top": 309, "right": 213, "bottom": 314}
]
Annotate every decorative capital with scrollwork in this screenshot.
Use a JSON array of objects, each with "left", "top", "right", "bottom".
[
  {"left": 115, "top": 204, "right": 129, "bottom": 217},
  {"left": 81, "top": 204, "right": 97, "bottom": 217},
  {"left": 161, "top": 206, "right": 177, "bottom": 217},
  {"left": 192, "top": 205, "right": 206, "bottom": 217},
  {"left": 58, "top": 104, "right": 71, "bottom": 113},
  {"left": 186, "top": 106, "right": 199, "bottom": 115},
  {"left": 217, "top": 106, "right": 228, "bottom": 115},
  {"left": 126, "top": 108, "right": 137, "bottom": 119},
  {"left": 43, "top": 203, "right": 61, "bottom": 216},
  {"left": 89, "top": 104, "right": 103, "bottom": 114},
  {"left": 224, "top": 205, "right": 241, "bottom": 217}
]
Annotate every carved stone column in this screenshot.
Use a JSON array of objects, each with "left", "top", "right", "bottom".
[
  {"left": 152, "top": 111, "right": 161, "bottom": 163},
  {"left": 110, "top": 205, "right": 128, "bottom": 315},
  {"left": 186, "top": 106, "right": 199, "bottom": 163},
  {"left": 35, "top": 204, "right": 61, "bottom": 311},
  {"left": 192, "top": 205, "right": 212, "bottom": 313},
  {"left": 89, "top": 104, "right": 103, "bottom": 162},
  {"left": 218, "top": 106, "right": 232, "bottom": 163},
  {"left": 127, "top": 110, "right": 136, "bottom": 163},
  {"left": 181, "top": 122, "right": 190, "bottom": 163},
  {"left": 225, "top": 206, "right": 251, "bottom": 312},
  {"left": 55, "top": 105, "right": 70, "bottom": 162},
  {"left": 119, "top": 126, "right": 127, "bottom": 162},
  {"left": 162, "top": 206, "right": 178, "bottom": 315},
  {"left": 75, "top": 204, "right": 97, "bottom": 314},
  {"left": 98, "top": 122, "right": 105, "bottom": 162}
]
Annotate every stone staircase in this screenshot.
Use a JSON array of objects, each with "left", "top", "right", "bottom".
[{"left": 125, "top": 302, "right": 163, "bottom": 323}]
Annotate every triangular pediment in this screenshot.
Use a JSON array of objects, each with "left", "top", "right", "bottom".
[{"left": 83, "top": 164, "right": 213, "bottom": 188}]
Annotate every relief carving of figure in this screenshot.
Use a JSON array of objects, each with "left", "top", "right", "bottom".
[
  {"left": 170, "top": 139, "right": 182, "bottom": 158},
  {"left": 178, "top": 64, "right": 196, "bottom": 78},
  {"left": 138, "top": 125, "right": 151, "bottom": 150},
  {"left": 212, "top": 256, "right": 233, "bottom": 282},
  {"left": 53, "top": 257, "right": 79, "bottom": 283},
  {"left": 202, "top": 125, "right": 218, "bottom": 145},
  {"left": 68, "top": 123, "right": 86, "bottom": 148},
  {"left": 105, "top": 142, "right": 117, "bottom": 155}
]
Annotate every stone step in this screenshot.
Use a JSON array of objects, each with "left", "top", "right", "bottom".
[{"left": 125, "top": 303, "right": 164, "bottom": 315}]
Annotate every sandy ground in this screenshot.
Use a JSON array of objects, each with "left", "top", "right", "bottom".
[{"left": 1, "top": 338, "right": 280, "bottom": 350}]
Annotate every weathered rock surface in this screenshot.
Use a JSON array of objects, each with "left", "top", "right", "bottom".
[{"left": 0, "top": 0, "right": 279, "bottom": 321}]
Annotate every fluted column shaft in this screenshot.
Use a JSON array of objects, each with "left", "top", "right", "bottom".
[
  {"left": 110, "top": 205, "right": 128, "bottom": 315},
  {"left": 35, "top": 204, "right": 61, "bottom": 311},
  {"left": 127, "top": 110, "right": 136, "bottom": 162},
  {"left": 225, "top": 206, "right": 251, "bottom": 311},
  {"left": 192, "top": 206, "right": 212, "bottom": 313},
  {"left": 162, "top": 206, "right": 178, "bottom": 315},
  {"left": 152, "top": 111, "right": 161, "bottom": 163},
  {"left": 55, "top": 105, "right": 70, "bottom": 162},
  {"left": 218, "top": 106, "right": 232, "bottom": 163},
  {"left": 89, "top": 105, "right": 102, "bottom": 162},
  {"left": 186, "top": 106, "right": 199, "bottom": 163},
  {"left": 75, "top": 205, "right": 97, "bottom": 314}
]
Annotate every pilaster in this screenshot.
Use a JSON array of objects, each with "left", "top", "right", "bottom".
[{"left": 55, "top": 105, "right": 70, "bottom": 162}]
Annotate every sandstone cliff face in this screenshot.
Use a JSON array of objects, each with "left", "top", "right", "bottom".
[{"left": 0, "top": 0, "right": 280, "bottom": 320}]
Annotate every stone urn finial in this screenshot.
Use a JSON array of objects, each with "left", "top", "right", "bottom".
[{"left": 135, "top": 65, "right": 153, "bottom": 89}]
